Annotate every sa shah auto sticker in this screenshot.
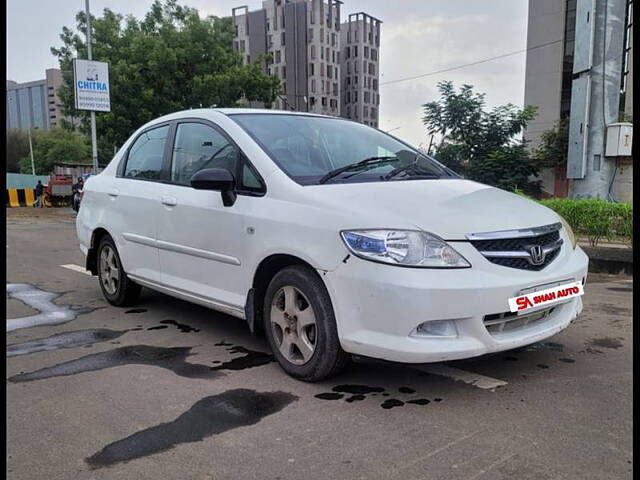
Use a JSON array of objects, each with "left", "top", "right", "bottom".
[{"left": 508, "top": 281, "right": 584, "bottom": 313}]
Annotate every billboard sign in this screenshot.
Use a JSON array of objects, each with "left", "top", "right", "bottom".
[{"left": 73, "top": 59, "right": 111, "bottom": 112}]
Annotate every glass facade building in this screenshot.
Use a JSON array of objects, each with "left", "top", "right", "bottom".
[{"left": 6, "top": 68, "right": 64, "bottom": 130}]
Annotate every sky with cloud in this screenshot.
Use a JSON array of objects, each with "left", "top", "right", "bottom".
[{"left": 7, "top": 0, "right": 528, "bottom": 147}]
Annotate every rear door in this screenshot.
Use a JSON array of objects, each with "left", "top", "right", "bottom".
[
  {"left": 110, "top": 123, "right": 171, "bottom": 282},
  {"left": 156, "top": 119, "right": 266, "bottom": 313}
]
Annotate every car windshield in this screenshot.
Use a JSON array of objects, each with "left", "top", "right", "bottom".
[{"left": 230, "top": 113, "right": 458, "bottom": 185}]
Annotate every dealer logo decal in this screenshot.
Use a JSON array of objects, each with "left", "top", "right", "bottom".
[{"left": 508, "top": 281, "right": 584, "bottom": 313}]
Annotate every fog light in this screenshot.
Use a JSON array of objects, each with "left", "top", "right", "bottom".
[{"left": 412, "top": 319, "right": 457, "bottom": 338}]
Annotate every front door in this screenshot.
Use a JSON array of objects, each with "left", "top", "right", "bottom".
[{"left": 156, "top": 121, "right": 259, "bottom": 313}]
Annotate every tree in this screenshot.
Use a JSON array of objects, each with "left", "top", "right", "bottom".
[
  {"left": 50, "top": 0, "right": 281, "bottom": 159},
  {"left": 533, "top": 119, "right": 569, "bottom": 168},
  {"left": 6, "top": 129, "right": 30, "bottom": 173},
  {"left": 422, "top": 81, "right": 539, "bottom": 192},
  {"left": 18, "top": 128, "right": 91, "bottom": 175}
]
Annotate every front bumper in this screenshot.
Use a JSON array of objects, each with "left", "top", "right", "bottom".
[{"left": 322, "top": 241, "right": 589, "bottom": 363}]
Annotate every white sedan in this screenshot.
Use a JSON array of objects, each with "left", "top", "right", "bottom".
[{"left": 76, "top": 109, "right": 589, "bottom": 381}]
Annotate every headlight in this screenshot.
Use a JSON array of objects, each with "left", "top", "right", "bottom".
[
  {"left": 340, "top": 229, "right": 471, "bottom": 268},
  {"left": 558, "top": 216, "right": 577, "bottom": 249}
]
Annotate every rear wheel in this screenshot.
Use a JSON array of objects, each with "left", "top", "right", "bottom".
[
  {"left": 264, "top": 265, "right": 350, "bottom": 381},
  {"left": 97, "top": 235, "right": 141, "bottom": 306}
]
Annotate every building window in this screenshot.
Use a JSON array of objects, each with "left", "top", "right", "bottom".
[
  {"left": 275, "top": 50, "right": 281, "bottom": 63},
  {"left": 309, "top": 28, "right": 313, "bottom": 41},
  {"left": 281, "top": 31, "right": 285, "bottom": 45},
  {"left": 311, "top": 45, "right": 316, "bottom": 59},
  {"left": 310, "top": 63, "right": 315, "bottom": 75},
  {"left": 311, "top": 79, "right": 316, "bottom": 93},
  {"left": 364, "top": 46, "right": 369, "bottom": 58}
]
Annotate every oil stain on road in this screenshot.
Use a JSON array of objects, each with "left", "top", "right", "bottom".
[
  {"left": 314, "top": 384, "right": 436, "bottom": 409},
  {"left": 210, "top": 345, "right": 273, "bottom": 371},
  {"left": 85, "top": 389, "right": 297, "bottom": 469},
  {"left": 7, "top": 328, "right": 127, "bottom": 357},
  {"left": 159, "top": 319, "right": 200, "bottom": 333},
  {"left": 8, "top": 345, "right": 219, "bottom": 382}
]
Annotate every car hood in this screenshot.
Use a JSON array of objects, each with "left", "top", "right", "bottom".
[{"left": 303, "top": 179, "right": 560, "bottom": 239}]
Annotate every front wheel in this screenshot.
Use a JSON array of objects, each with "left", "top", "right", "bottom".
[
  {"left": 97, "top": 235, "right": 141, "bottom": 306},
  {"left": 264, "top": 265, "right": 350, "bottom": 382}
]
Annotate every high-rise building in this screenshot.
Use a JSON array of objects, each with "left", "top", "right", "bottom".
[
  {"left": 231, "top": 0, "right": 381, "bottom": 126},
  {"left": 523, "top": 0, "right": 633, "bottom": 201},
  {"left": 340, "top": 12, "right": 381, "bottom": 127},
  {"left": 6, "top": 68, "right": 65, "bottom": 130}
]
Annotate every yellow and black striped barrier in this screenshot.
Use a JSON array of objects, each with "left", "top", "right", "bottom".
[{"left": 6, "top": 188, "right": 37, "bottom": 207}]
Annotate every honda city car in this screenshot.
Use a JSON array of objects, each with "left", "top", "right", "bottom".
[{"left": 76, "top": 109, "right": 588, "bottom": 381}]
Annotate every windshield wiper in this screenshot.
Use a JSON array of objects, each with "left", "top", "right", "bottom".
[
  {"left": 383, "top": 154, "right": 440, "bottom": 180},
  {"left": 318, "top": 156, "right": 399, "bottom": 184}
]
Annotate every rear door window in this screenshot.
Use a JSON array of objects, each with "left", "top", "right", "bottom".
[{"left": 124, "top": 125, "right": 170, "bottom": 180}]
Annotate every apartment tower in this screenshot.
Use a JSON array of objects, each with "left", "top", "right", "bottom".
[
  {"left": 232, "top": 0, "right": 381, "bottom": 126},
  {"left": 340, "top": 12, "right": 381, "bottom": 127}
]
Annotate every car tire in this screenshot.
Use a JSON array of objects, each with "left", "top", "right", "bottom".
[
  {"left": 97, "top": 235, "right": 142, "bottom": 306},
  {"left": 263, "top": 265, "right": 350, "bottom": 382}
]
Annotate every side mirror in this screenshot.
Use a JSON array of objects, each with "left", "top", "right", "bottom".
[{"left": 190, "top": 168, "right": 237, "bottom": 207}]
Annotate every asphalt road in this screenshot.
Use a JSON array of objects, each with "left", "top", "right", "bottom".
[{"left": 6, "top": 208, "right": 633, "bottom": 480}]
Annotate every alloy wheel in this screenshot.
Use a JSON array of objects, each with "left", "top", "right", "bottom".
[
  {"left": 270, "top": 286, "right": 317, "bottom": 365},
  {"left": 99, "top": 245, "right": 120, "bottom": 295}
]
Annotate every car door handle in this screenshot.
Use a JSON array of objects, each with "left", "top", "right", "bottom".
[
  {"left": 108, "top": 188, "right": 119, "bottom": 197},
  {"left": 161, "top": 196, "right": 177, "bottom": 207}
]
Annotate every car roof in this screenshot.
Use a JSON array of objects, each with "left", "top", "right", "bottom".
[
  {"left": 149, "top": 108, "right": 336, "bottom": 123},
  {"left": 215, "top": 108, "right": 330, "bottom": 118}
]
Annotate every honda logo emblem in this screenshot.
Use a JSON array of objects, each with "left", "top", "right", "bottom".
[{"left": 528, "top": 245, "right": 546, "bottom": 265}]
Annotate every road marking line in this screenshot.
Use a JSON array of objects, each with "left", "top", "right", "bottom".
[
  {"left": 414, "top": 364, "right": 508, "bottom": 391},
  {"left": 61, "top": 264, "right": 92, "bottom": 276}
]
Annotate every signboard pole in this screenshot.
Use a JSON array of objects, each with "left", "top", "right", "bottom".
[
  {"left": 28, "top": 129, "right": 35, "bottom": 175},
  {"left": 85, "top": 0, "right": 98, "bottom": 174}
]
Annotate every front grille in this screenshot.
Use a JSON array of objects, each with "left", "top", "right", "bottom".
[
  {"left": 467, "top": 224, "right": 563, "bottom": 271},
  {"left": 486, "top": 246, "right": 561, "bottom": 271},
  {"left": 483, "top": 307, "right": 555, "bottom": 335},
  {"left": 471, "top": 231, "right": 560, "bottom": 252}
]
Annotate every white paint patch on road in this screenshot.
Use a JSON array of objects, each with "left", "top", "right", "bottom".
[
  {"left": 61, "top": 264, "right": 92, "bottom": 276},
  {"left": 414, "top": 364, "right": 508, "bottom": 391},
  {"left": 6, "top": 284, "right": 78, "bottom": 332}
]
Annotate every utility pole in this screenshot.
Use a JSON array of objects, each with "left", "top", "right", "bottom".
[
  {"left": 85, "top": 0, "right": 99, "bottom": 174},
  {"left": 28, "top": 128, "right": 35, "bottom": 175}
]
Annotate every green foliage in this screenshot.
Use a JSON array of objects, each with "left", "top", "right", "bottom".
[
  {"left": 533, "top": 119, "right": 568, "bottom": 167},
  {"left": 18, "top": 128, "right": 91, "bottom": 175},
  {"left": 50, "top": 0, "right": 281, "bottom": 160},
  {"left": 6, "top": 129, "right": 30, "bottom": 173},
  {"left": 422, "top": 81, "right": 539, "bottom": 192},
  {"left": 539, "top": 198, "right": 633, "bottom": 247}
]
